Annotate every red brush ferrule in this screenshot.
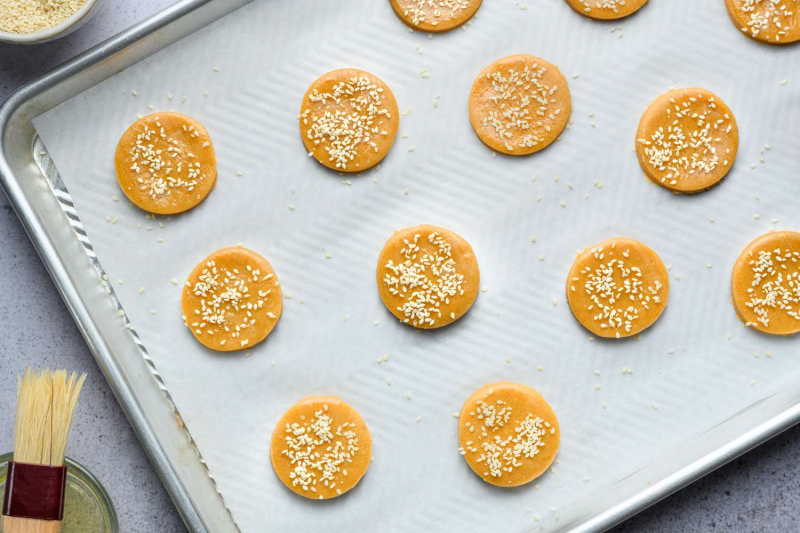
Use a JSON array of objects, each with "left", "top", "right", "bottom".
[{"left": 2, "top": 461, "right": 67, "bottom": 521}]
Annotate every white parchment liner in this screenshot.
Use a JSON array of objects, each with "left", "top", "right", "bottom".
[{"left": 32, "top": 0, "right": 800, "bottom": 531}]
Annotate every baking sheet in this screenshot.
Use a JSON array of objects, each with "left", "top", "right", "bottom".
[{"left": 31, "top": 0, "right": 800, "bottom": 531}]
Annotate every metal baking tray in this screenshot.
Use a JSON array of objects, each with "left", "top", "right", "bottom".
[{"left": 2, "top": 1, "right": 800, "bottom": 531}]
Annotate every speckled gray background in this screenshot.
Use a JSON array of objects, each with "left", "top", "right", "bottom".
[{"left": 1, "top": 2, "right": 799, "bottom": 532}]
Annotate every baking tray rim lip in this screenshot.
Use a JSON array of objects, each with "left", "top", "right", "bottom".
[
  {"left": 2, "top": 1, "right": 800, "bottom": 531},
  {"left": 0, "top": 0, "right": 217, "bottom": 531},
  {"left": 0, "top": 0, "right": 215, "bottom": 125}
]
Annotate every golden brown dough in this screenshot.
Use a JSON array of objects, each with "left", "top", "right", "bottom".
[
  {"left": 636, "top": 88, "right": 738, "bottom": 194},
  {"left": 731, "top": 231, "right": 800, "bottom": 335},
  {"left": 469, "top": 54, "right": 571, "bottom": 156},
  {"left": 181, "top": 247, "right": 282, "bottom": 352},
  {"left": 724, "top": 0, "right": 800, "bottom": 44},
  {"left": 566, "top": 237, "right": 669, "bottom": 338},
  {"left": 564, "top": 0, "right": 648, "bottom": 20},
  {"left": 270, "top": 397, "right": 372, "bottom": 499},
  {"left": 115, "top": 112, "right": 217, "bottom": 215},
  {"left": 458, "top": 382, "right": 560, "bottom": 487},
  {"left": 299, "top": 68, "right": 399, "bottom": 173},
  {"left": 377, "top": 224, "right": 480, "bottom": 329},
  {"left": 389, "top": 0, "right": 482, "bottom": 32}
]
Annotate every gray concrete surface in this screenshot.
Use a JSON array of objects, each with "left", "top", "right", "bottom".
[{"left": 1, "top": 2, "right": 799, "bottom": 532}]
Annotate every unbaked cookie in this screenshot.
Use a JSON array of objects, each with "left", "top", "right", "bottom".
[
  {"left": 724, "top": 0, "right": 800, "bottom": 44},
  {"left": 377, "top": 224, "right": 480, "bottom": 329},
  {"left": 181, "top": 247, "right": 282, "bottom": 352},
  {"left": 389, "top": 0, "right": 482, "bottom": 32},
  {"left": 636, "top": 88, "right": 738, "bottom": 194},
  {"left": 115, "top": 112, "right": 216, "bottom": 215},
  {"left": 567, "top": 237, "right": 669, "bottom": 338},
  {"left": 300, "top": 69, "right": 399, "bottom": 172},
  {"left": 469, "top": 54, "right": 571, "bottom": 156},
  {"left": 732, "top": 231, "right": 800, "bottom": 335},
  {"left": 458, "top": 382, "right": 560, "bottom": 487},
  {"left": 270, "top": 397, "right": 371, "bottom": 499},
  {"left": 565, "top": 0, "right": 648, "bottom": 20}
]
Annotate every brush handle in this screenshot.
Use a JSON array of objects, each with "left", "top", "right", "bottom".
[{"left": 1, "top": 515, "right": 62, "bottom": 533}]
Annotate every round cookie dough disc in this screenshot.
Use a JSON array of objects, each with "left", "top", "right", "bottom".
[
  {"left": 636, "top": 88, "right": 739, "bottom": 194},
  {"left": 469, "top": 54, "right": 571, "bottom": 156},
  {"left": 566, "top": 237, "right": 669, "bottom": 339},
  {"left": 377, "top": 224, "right": 480, "bottom": 329},
  {"left": 389, "top": 0, "right": 482, "bottom": 32},
  {"left": 181, "top": 247, "right": 282, "bottom": 352},
  {"left": 270, "top": 396, "right": 372, "bottom": 499},
  {"left": 724, "top": 0, "right": 800, "bottom": 44},
  {"left": 300, "top": 68, "right": 400, "bottom": 173},
  {"left": 458, "top": 382, "right": 560, "bottom": 487},
  {"left": 564, "top": 0, "right": 648, "bottom": 20},
  {"left": 731, "top": 231, "right": 800, "bottom": 336},
  {"left": 115, "top": 112, "right": 217, "bottom": 215}
]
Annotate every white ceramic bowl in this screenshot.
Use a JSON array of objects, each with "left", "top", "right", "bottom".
[{"left": 0, "top": 0, "right": 105, "bottom": 45}]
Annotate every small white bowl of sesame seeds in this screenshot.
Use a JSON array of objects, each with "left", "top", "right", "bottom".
[{"left": 0, "top": 0, "right": 104, "bottom": 45}]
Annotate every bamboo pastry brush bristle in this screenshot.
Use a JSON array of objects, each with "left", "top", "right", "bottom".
[{"left": 2, "top": 368, "right": 86, "bottom": 533}]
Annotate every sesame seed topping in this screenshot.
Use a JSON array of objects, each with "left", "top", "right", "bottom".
[
  {"left": 638, "top": 90, "right": 736, "bottom": 188},
  {"left": 574, "top": 241, "right": 666, "bottom": 335},
  {"left": 280, "top": 407, "right": 364, "bottom": 497},
  {"left": 301, "top": 75, "right": 394, "bottom": 170},
  {"left": 123, "top": 115, "right": 211, "bottom": 202},
  {"left": 461, "top": 394, "right": 554, "bottom": 479},
  {"left": 184, "top": 256, "right": 277, "bottom": 347},
  {"left": 742, "top": 242, "right": 800, "bottom": 329},
  {"left": 734, "top": 1, "right": 798, "bottom": 42},
  {"left": 382, "top": 230, "right": 469, "bottom": 327},
  {"left": 475, "top": 58, "right": 568, "bottom": 153},
  {"left": 396, "top": 0, "right": 476, "bottom": 27}
]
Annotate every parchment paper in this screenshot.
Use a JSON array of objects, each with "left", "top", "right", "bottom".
[{"left": 32, "top": 0, "right": 800, "bottom": 531}]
